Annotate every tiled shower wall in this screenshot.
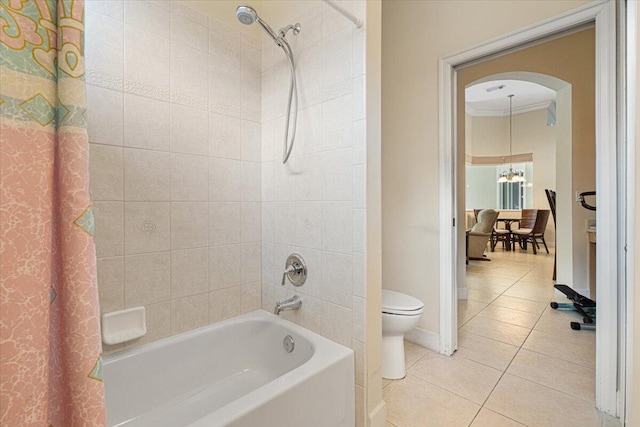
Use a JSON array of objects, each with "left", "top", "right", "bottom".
[
  {"left": 259, "top": 1, "right": 367, "bottom": 425},
  {"left": 85, "top": 0, "right": 262, "bottom": 350}
]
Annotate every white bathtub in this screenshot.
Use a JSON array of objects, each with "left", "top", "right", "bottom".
[{"left": 103, "top": 310, "right": 355, "bottom": 427}]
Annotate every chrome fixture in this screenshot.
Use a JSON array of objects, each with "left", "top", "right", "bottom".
[
  {"left": 281, "top": 253, "right": 307, "bottom": 286},
  {"left": 236, "top": 5, "right": 300, "bottom": 164},
  {"left": 283, "top": 335, "right": 295, "bottom": 352},
  {"left": 498, "top": 94, "right": 526, "bottom": 184},
  {"left": 274, "top": 295, "right": 302, "bottom": 315}
]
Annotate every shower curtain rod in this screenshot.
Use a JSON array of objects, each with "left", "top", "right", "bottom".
[{"left": 322, "top": 0, "right": 363, "bottom": 28}]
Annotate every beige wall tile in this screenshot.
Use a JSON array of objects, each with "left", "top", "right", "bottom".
[
  {"left": 90, "top": 143, "right": 124, "bottom": 201},
  {"left": 94, "top": 201, "right": 124, "bottom": 257},
  {"left": 209, "top": 113, "right": 241, "bottom": 160},
  {"left": 170, "top": 104, "right": 208, "bottom": 156},
  {"left": 170, "top": 202, "right": 209, "bottom": 249},
  {"left": 86, "top": 86, "right": 123, "bottom": 147},
  {"left": 97, "top": 257, "right": 124, "bottom": 314},
  {"left": 209, "top": 286, "right": 243, "bottom": 323},
  {"left": 171, "top": 248, "right": 209, "bottom": 298},
  {"left": 353, "top": 339, "right": 365, "bottom": 387},
  {"left": 209, "top": 157, "right": 241, "bottom": 201},
  {"left": 209, "top": 202, "right": 241, "bottom": 245},
  {"left": 125, "top": 301, "right": 171, "bottom": 348},
  {"left": 124, "top": 251, "right": 170, "bottom": 307},
  {"left": 321, "top": 301, "right": 352, "bottom": 347},
  {"left": 241, "top": 242, "right": 261, "bottom": 284},
  {"left": 124, "top": 148, "right": 171, "bottom": 201},
  {"left": 124, "top": 202, "right": 170, "bottom": 254},
  {"left": 241, "top": 161, "right": 261, "bottom": 202},
  {"left": 124, "top": 94, "right": 170, "bottom": 149},
  {"left": 209, "top": 244, "right": 242, "bottom": 290},
  {"left": 171, "top": 294, "right": 209, "bottom": 334},
  {"left": 241, "top": 202, "right": 261, "bottom": 243},
  {"left": 321, "top": 252, "right": 352, "bottom": 309},
  {"left": 170, "top": 153, "right": 208, "bottom": 201}
]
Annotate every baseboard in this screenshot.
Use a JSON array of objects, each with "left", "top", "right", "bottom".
[
  {"left": 457, "top": 287, "right": 468, "bottom": 300},
  {"left": 368, "top": 401, "right": 387, "bottom": 427},
  {"left": 405, "top": 327, "right": 440, "bottom": 352}
]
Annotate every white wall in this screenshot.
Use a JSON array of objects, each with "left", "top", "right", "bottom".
[{"left": 381, "top": 0, "right": 593, "bottom": 336}]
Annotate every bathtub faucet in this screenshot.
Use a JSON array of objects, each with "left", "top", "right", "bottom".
[{"left": 274, "top": 295, "right": 302, "bottom": 315}]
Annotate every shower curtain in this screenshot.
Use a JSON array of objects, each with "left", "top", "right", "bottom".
[{"left": 0, "top": 0, "right": 106, "bottom": 425}]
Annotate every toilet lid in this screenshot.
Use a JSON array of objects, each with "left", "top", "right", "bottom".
[{"left": 382, "top": 289, "right": 424, "bottom": 314}]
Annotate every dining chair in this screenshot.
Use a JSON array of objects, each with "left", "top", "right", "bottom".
[{"left": 512, "top": 209, "right": 551, "bottom": 254}]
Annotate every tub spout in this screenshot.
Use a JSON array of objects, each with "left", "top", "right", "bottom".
[{"left": 274, "top": 295, "right": 302, "bottom": 315}]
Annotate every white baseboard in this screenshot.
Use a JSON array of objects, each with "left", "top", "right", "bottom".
[
  {"left": 368, "top": 401, "right": 387, "bottom": 427},
  {"left": 457, "top": 287, "right": 468, "bottom": 300},
  {"left": 405, "top": 327, "right": 440, "bottom": 352}
]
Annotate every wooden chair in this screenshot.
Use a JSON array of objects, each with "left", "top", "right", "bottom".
[{"left": 512, "top": 209, "right": 551, "bottom": 254}]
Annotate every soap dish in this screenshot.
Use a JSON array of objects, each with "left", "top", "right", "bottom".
[{"left": 102, "top": 306, "right": 146, "bottom": 345}]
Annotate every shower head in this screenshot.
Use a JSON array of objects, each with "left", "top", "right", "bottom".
[
  {"left": 236, "top": 5, "right": 257, "bottom": 25},
  {"left": 235, "top": 5, "right": 282, "bottom": 45}
]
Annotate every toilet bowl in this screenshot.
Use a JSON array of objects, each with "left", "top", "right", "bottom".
[{"left": 382, "top": 289, "right": 424, "bottom": 380}]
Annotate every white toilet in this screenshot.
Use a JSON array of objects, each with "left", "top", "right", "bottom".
[{"left": 381, "top": 289, "right": 425, "bottom": 379}]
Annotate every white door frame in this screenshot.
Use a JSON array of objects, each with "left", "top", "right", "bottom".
[{"left": 438, "top": 0, "right": 624, "bottom": 416}]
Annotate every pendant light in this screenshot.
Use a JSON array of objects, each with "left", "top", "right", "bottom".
[{"left": 498, "top": 94, "right": 526, "bottom": 183}]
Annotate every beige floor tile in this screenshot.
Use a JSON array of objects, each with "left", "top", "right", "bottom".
[
  {"left": 386, "top": 423, "right": 398, "bottom": 427},
  {"left": 458, "top": 299, "right": 488, "bottom": 326},
  {"left": 465, "top": 281, "right": 512, "bottom": 294},
  {"left": 459, "top": 316, "right": 531, "bottom": 347},
  {"left": 507, "top": 349, "right": 595, "bottom": 402},
  {"left": 485, "top": 374, "right": 601, "bottom": 427},
  {"left": 523, "top": 329, "right": 595, "bottom": 369},
  {"left": 404, "top": 340, "right": 431, "bottom": 369},
  {"left": 384, "top": 374, "right": 480, "bottom": 427},
  {"left": 503, "top": 282, "right": 554, "bottom": 303},
  {"left": 382, "top": 378, "right": 393, "bottom": 388},
  {"left": 534, "top": 308, "right": 593, "bottom": 337},
  {"left": 470, "top": 408, "right": 525, "bottom": 427},
  {"left": 477, "top": 304, "right": 541, "bottom": 329},
  {"left": 455, "top": 331, "right": 519, "bottom": 371},
  {"left": 466, "top": 274, "right": 517, "bottom": 288},
  {"left": 491, "top": 295, "right": 548, "bottom": 314},
  {"left": 408, "top": 352, "right": 502, "bottom": 404},
  {"left": 467, "top": 288, "right": 501, "bottom": 303}
]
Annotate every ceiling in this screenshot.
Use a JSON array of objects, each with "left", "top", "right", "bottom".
[{"left": 465, "top": 80, "right": 556, "bottom": 117}]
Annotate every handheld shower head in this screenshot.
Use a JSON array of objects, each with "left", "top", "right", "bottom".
[
  {"left": 235, "top": 5, "right": 282, "bottom": 44},
  {"left": 236, "top": 5, "right": 257, "bottom": 25}
]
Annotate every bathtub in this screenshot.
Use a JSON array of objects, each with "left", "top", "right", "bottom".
[{"left": 103, "top": 310, "right": 355, "bottom": 427}]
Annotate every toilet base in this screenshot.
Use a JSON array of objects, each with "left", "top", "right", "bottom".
[{"left": 382, "top": 335, "right": 407, "bottom": 379}]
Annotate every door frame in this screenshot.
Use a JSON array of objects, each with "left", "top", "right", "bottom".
[{"left": 438, "top": 0, "right": 625, "bottom": 417}]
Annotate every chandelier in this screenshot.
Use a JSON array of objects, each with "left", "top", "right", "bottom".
[{"left": 498, "top": 94, "right": 526, "bottom": 183}]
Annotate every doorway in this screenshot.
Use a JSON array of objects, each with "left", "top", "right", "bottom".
[{"left": 438, "top": 0, "right": 623, "bottom": 418}]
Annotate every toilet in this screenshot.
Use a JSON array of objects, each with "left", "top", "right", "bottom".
[{"left": 381, "top": 289, "right": 425, "bottom": 380}]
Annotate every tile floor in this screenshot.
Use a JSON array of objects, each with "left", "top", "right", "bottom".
[{"left": 383, "top": 248, "right": 619, "bottom": 427}]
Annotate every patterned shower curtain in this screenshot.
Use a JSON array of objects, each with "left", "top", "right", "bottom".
[{"left": 0, "top": 0, "right": 106, "bottom": 425}]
